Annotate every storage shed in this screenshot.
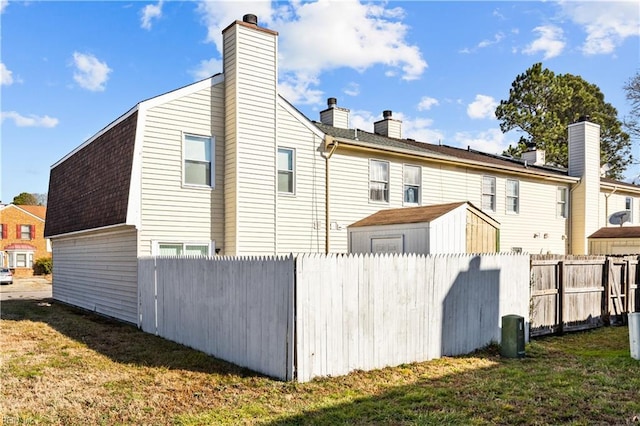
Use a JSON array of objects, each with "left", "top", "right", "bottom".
[
  {"left": 588, "top": 226, "right": 640, "bottom": 255},
  {"left": 348, "top": 201, "right": 500, "bottom": 255}
]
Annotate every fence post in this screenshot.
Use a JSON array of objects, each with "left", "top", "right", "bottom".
[
  {"left": 558, "top": 261, "right": 564, "bottom": 335},
  {"left": 603, "top": 257, "right": 610, "bottom": 325}
]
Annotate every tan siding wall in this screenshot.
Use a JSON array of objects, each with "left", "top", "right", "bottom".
[
  {"left": 327, "top": 149, "right": 569, "bottom": 254},
  {"left": 276, "top": 104, "right": 326, "bottom": 254},
  {"left": 139, "top": 83, "right": 225, "bottom": 255},
  {"left": 51, "top": 227, "right": 138, "bottom": 324}
]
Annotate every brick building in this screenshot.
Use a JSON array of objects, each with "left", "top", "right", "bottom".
[{"left": 0, "top": 204, "right": 50, "bottom": 277}]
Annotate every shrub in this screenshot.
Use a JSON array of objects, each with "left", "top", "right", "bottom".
[{"left": 33, "top": 257, "right": 52, "bottom": 275}]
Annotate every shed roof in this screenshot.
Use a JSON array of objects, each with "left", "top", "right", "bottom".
[
  {"left": 349, "top": 202, "right": 469, "bottom": 228},
  {"left": 588, "top": 226, "right": 640, "bottom": 239}
]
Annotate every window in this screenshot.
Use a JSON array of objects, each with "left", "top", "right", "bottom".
[
  {"left": 277, "top": 148, "right": 294, "bottom": 193},
  {"left": 557, "top": 187, "right": 568, "bottom": 218},
  {"left": 7, "top": 251, "right": 34, "bottom": 268},
  {"left": 626, "top": 197, "right": 634, "bottom": 223},
  {"left": 184, "top": 134, "right": 213, "bottom": 187},
  {"left": 482, "top": 176, "right": 496, "bottom": 211},
  {"left": 506, "top": 179, "right": 519, "bottom": 214},
  {"left": 403, "top": 165, "right": 421, "bottom": 204},
  {"left": 20, "top": 225, "right": 33, "bottom": 240},
  {"left": 370, "top": 160, "right": 389, "bottom": 202},
  {"left": 155, "top": 242, "right": 212, "bottom": 257}
]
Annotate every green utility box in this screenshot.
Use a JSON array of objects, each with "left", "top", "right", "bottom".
[{"left": 501, "top": 314, "right": 525, "bottom": 358}]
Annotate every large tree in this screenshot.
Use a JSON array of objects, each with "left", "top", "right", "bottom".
[
  {"left": 496, "top": 63, "right": 632, "bottom": 180},
  {"left": 623, "top": 71, "right": 640, "bottom": 140},
  {"left": 12, "top": 192, "right": 39, "bottom": 205}
]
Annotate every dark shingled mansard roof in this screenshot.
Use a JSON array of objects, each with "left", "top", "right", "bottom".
[{"left": 45, "top": 111, "right": 138, "bottom": 237}]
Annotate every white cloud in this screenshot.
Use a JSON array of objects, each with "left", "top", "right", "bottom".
[
  {"left": 1, "top": 111, "right": 59, "bottom": 128},
  {"left": 1, "top": 63, "right": 14, "bottom": 85},
  {"left": 522, "top": 25, "right": 565, "bottom": 59},
  {"left": 560, "top": 2, "right": 640, "bottom": 55},
  {"left": 453, "top": 128, "right": 511, "bottom": 155},
  {"left": 191, "top": 58, "right": 223, "bottom": 80},
  {"left": 0, "top": 0, "right": 8, "bottom": 14},
  {"left": 467, "top": 95, "right": 497, "bottom": 120},
  {"left": 141, "top": 1, "right": 163, "bottom": 30},
  {"left": 417, "top": 96, "right": 438, "bottom": 111},
  {"left": 72, "top": 52, "right": 111, "bottom": 92},
  {"left": 196, "top": 0, "right": 427, "bottom": 105},
  {"left": 478, "top": 32, "right": 505, "bottom": 48},
  {"left": 343, "top": 82, "right": 360, "bottom": 97}
]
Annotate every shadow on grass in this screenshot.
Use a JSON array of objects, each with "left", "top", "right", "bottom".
[
  {"left": 0, "top": 298, "right": 263, "bottom": 378},
  {"left": 264, "top": 334, "right": 639, "bottom": 426}
]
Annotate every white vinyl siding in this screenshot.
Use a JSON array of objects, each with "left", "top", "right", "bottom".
[
  {"left": 506, "top": 179, "right": 519, "bottom": 214},
  {"left": 369, "top": 160, "right": 389, "bottom": 203},
  {"left": 138, "top": 82, "right": 225, "bottom": 257},
  {"left": 275, "top": 103, "right": 326, "bottom": 255},
  {"left": 482, "top": 176, "right": 496, "bottom": 212},
  {"left": 403, "top": 164, "right": 421, "bottom": 205},
  {"left": 51, "top": 227, "right": 138, "bottom": 324}
]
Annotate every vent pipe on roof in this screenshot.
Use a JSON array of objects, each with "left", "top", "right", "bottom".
[
  {"left": 383, "top": 110, "right": 392, "bottom": 119},
  {"left": 243, "top": 14, "right": 258, "bottom": 25},
  {"left": 328, "top": 97, "right": 337, "bottom": 108}
]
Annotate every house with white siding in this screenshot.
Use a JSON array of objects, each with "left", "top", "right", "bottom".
[{"left": 45, "top": 14, "right": 640, "bottom": 323}]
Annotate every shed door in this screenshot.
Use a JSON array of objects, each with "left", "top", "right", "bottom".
[{"left": 371, "top": 236, "right": 403, "bottom": 254}]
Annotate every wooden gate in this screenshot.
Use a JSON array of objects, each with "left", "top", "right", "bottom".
[{"left": 530, "top": 255, "right": 639, "bottom": 337}]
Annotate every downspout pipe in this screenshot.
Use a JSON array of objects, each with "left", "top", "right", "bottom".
[{"left": 322, "top": 136, "right": 338, "bottom": 254}]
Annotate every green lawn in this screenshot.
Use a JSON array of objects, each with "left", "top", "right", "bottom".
[{"left": 1, "top": 298, "right": 639, "bottom": 425}]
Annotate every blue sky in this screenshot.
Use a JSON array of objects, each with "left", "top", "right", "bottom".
[{"left": 1, "top": 0, "right": 639, "bottom": 203}]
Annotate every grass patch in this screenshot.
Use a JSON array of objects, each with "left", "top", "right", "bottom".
[{"left": 2, "top": 299, "right": 639, "bottom": 425}]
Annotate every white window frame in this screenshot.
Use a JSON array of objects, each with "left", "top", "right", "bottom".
[
  {"left": 482, "top": 176, "right": 496, "bottom": 212},
  {"left": 626, "top": 197, "right": 634, "bottom": 223},
  {"left": 7, "top": 251, "right": 34, "bottom": 268},
  {"left": 557, "top": 187, "right": 568, "bottom": 218},
  {"left": 183, "top": 134, "right": 214, "bottom": 188},
  {"left": 277, "top": 147, "right": 295, "bottom": 194},
  {"left": 152, "top": 241, "right": 215, "bottom": 257},
  {"left": 506, "top": 179, "right": 519, "bottom": 214},
  {"left": 369, "top": 159, "right": 390, "bottom": 203},
  {"left": 20, "top": 224, "right": 31, "bottom": 240},
  {"left": 403, "top": 164, "right": 421, "bottom": 205}
]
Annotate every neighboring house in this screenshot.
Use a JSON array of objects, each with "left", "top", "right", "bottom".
[
  {"left": 45, "top": 14, "right": 640, "bottom": 323},
  {"left": 1, "top": 204, "right": 50, "bottom": 277}
]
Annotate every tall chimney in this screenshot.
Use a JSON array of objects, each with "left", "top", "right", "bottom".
[
  {"left": 319, "top": 97, "right": 350, "bottom": 129},
  {"left": 374, "top": 110, "right": 402, "bottom": 139},
  {"left": 223, "top": 15, "right": 278, "bottom": 255},
  {"left": 568, "top": 118, "right": 600, "bottom": 254}
]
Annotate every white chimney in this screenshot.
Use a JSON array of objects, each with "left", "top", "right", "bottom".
[
  {"left": 568, "top": 116, "right": 601, "bottom": 255},
  {"left": 374, "top": 110, "right": 402, "bottom": 139},
  {"left": 521, "top": 148, "right": 545, "bottom": 166},
  {"left": 223, "top": 14, "right": 278, "bottom": 255},
  {"left": 320, "top": 97, "right": 350, "bottom": 129}
]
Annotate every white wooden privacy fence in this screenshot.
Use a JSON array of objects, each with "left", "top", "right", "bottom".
[{"left": 138, "top": 253, "right": 530, "bottom": 382}]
